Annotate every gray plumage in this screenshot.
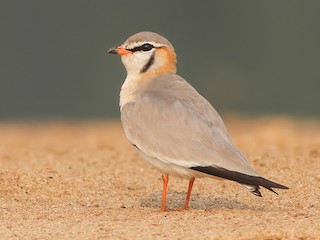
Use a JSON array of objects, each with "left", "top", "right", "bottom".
[
  {"left": 109, "top": 31, "right": 288, "bottom": 202},
  {"left": 120, "top": 73, "right": 288, "bottom": 196}
]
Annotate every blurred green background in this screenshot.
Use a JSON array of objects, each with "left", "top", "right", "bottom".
[{"left": 1, "top": 1, "right": 319, "bottom": 120}]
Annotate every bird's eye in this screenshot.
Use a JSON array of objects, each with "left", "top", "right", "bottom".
[
  {"left": 141, "top": 43, "right": 154, "bottom": 51},
  {"left": 128, "top": 43, "right": 155, "bottom": 52}
]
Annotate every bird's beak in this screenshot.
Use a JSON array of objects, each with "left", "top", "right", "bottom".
[{"left": 107, "top": 46, "right": 132, "bottom": 56}]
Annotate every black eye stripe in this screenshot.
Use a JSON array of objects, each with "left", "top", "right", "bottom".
[{"left": 127, "top": 43, "right": 155, "bottom": 52}]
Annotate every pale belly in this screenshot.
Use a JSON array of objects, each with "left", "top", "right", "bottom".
[{"left": 139, "top": 151, "right": 211, "bottom": 179}]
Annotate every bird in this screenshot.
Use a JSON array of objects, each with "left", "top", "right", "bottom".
[{"left": 107, "top": 31, "right": 288, "bottom": 211}]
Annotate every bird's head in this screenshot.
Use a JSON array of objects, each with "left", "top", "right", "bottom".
[{"left": 108, "top": 31, "right": 177, "bottom": 78}]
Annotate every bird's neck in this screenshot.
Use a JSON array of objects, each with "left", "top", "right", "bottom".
[
  {"left": 120, "top": 48, "right": 177, "bottom": 107},
  {"left": 119, "top": 74, "right": 141, "bottom": 107}
]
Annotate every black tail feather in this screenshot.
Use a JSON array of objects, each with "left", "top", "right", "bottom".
[{"left": 190, "top": 166, "right": 289, "bottom": 195}]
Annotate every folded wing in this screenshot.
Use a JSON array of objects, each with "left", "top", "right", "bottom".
[{"left": 121, "top": 73, "right": 258, "bottom": 177}]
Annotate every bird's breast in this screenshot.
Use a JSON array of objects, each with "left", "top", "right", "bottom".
[
  {"left": 120, "top": 73, "right": 161, "bottom": 107},
  {"left": 119, "top": 75, "right": 142, "bottom": 107}
]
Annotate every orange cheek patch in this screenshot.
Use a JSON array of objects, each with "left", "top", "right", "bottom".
[
  {"left": 130, "top": 47, "right": 177, "bottom": 83},
  {"left": 154, "top": 48, "right": 177, "bottom": 75}
]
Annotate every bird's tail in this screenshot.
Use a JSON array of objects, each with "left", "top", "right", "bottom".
[
  {"left": 242, "top": 184, "right": 263, "bottom": 197},
  {"left": 190, "top": 166, "right": 288, "bottom": 196},
  {"left": 242, "top": 176, "right": 289, "bottom": 197}
]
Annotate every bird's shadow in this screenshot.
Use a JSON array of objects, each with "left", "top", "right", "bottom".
[{"left": 140, "top": 191, "right": 266, "bottom": 211}]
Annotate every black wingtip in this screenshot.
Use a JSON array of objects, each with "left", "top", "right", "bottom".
[
  {"left": 263, "top": 181, "right": 289, "bottom": 191},
  {"left": 190, "top": 166, "right": 289, "bottom": 195},
  {"left": 264, "top": 187, "right": 278, "bottom": 195}
]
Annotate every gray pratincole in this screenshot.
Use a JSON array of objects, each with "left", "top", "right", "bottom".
[{"left": 108, "top": 31, "right": 288, "bottom": 211}]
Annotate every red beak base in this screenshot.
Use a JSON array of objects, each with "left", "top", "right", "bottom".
[{"left": 108, "top": 46, "right": 132, "bottom": 56}]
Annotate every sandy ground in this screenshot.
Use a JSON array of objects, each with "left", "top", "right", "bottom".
[{"left": 0, "top": 116, "right": 319, "bottom": 240}]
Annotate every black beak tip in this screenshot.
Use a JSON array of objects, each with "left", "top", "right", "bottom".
[{"left": 108, "top": 47, "right": 117, "bottom": 54}]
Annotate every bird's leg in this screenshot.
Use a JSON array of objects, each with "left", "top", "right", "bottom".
[
  {"left": 182, "top": 177, "right": 195, "bottom": 210},
  {"left": 161, "top": 174, "right": 169, "bottom": 211}
]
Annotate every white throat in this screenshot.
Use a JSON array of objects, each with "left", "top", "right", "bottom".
[
  {"left": 121, "top": 48, "right": 156, "bottom": 75},
  {"left": 119, "top": 74, "right": 140, "bottom": 107}
]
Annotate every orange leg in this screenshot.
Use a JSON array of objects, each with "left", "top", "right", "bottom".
[
  {"left": 161, "top": 174, "right": 169, "bottom": 211},
  {"left": 183, "top": 177, "right": 195, "bottom": 210}
]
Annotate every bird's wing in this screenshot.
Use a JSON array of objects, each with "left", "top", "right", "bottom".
[{"left": 120, "top": 74, "right": 258, "bottom": 176}]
